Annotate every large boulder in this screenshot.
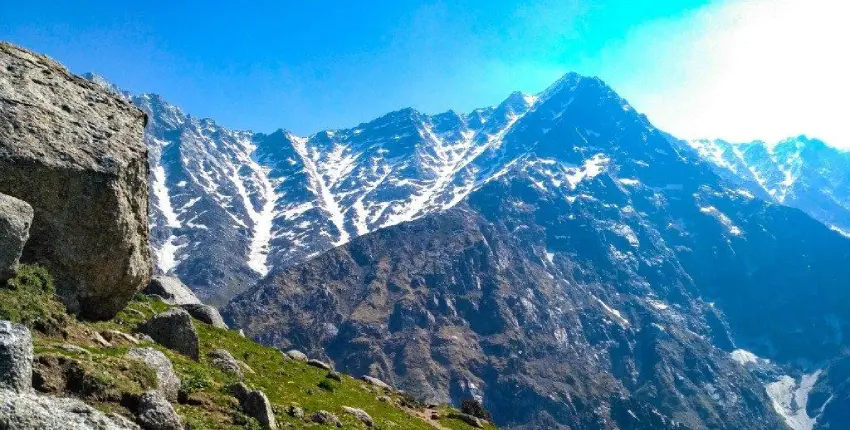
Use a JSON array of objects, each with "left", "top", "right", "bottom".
[
  {"left": 127, "top": 348, "right": 180, "bottom": 401},
  {"left": 229, "top": 383, "right": 277, "bottom": 429},
  {"left": 0, "top": 389, "right": 140, "bottom": 429},
  {"left": 138, "top": 309, "right": 200, "bottom": 361},
  {"left": 0, "top": 193, "right": 33, "bottom": 281},
  {"left": 179, "top": 303, "right": 227, "bottom": 328},
  {"left": 0, "top": 42, "right": 151, "bottom": 320},
  {"left": 144, "top": 276, "right": 201, "bottom": 306},
  {"left": 0, "top": 320, "right": 33, "bottom": 393}
]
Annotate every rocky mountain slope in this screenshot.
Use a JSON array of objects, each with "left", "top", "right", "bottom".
[
  {"left": 84, "top": 73, "right": 553, "bottom": 305},
  {"left": 684, "top": 137, "right": 850, "bottom": 236},
  {"left": 224, "top": 75, "right": 850, "bottom": 429}
]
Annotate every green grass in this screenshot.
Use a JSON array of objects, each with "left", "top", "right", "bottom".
[{"left": 2, "top": 265, "right": 498, "bottom": 429}]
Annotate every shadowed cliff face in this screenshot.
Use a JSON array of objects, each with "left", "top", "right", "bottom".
[{"left": 225, "top": 74, "right": 850, "bottom": 429}]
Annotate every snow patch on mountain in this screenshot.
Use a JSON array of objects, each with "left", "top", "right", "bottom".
[
  {"left": 290, "top": 134, "right": 350, "bottom": 245},
  {"left": 766, "top": 370, "right": 822, "bottom": 430},
  {"left": 730, "top": 349, "right": 762, "bottom": 365}
]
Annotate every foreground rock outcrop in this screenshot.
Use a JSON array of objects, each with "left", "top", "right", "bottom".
[
  {"left": 0, "top": 42, "right": 150, "bottom": 319},
  {"left": 0, "top": 319, "right": 138, "bottom": 429},
  {"left": 0, "top": 389, "right": 139, "bottom": 429},
  {"left": 0, "top": 320, "right": 32, "bottom": 393},
  {"left": 0, "top": 193, "right": 32, "bottom": 282}
]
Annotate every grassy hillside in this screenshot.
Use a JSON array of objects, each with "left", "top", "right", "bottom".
[{"left": 1, "top": 265, "right": 497, "bottom": 430}]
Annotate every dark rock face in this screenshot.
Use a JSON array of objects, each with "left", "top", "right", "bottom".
[
  {"left": 139, "top": 309, "right": 200, "bottom": 361},
  {"left": 0, "top": 43, "right": 151, "bottom": 319},
  {"left": 0, "top": 320, "right": 33, "bottom": 393},
  {"left": 225, "top": 75, "right": 850, "bottom": 429},
  {"left": 0, "top": 193, "right": 32, "bottom": 281}
]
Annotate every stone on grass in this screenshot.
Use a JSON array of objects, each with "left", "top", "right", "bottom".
[
  {"left": 134, "top": 390, "right": 181, "bottom": 430},
  {"left": 286, "top": 405, "right": 304, "bottom": 419},
  {"left": 447, "top": 412, "right": 484, "bottom": 428},
  {"left": 229, "top": 382, "right": 277, "bottom": 429},
  {"left": 127, "top": 348, "right": 180, "bottom": 401},
  {"left": 307, "top": 359, "right": 332, "bottom": 371},
  {"left": 208, "top": 349, "right": 243, "bottom": 378},
  {"left": 179, "top": 303, "right": 228, "bottom": 329},
  {"left": 139, "top": 309, "right": 199, "bottom": 361},
  {"left": 285, "top": 350, "right": 308, "bottom": 361},
  {"left": 343, "top": 406, "right": 374, "bottom": 427},
  {"left": 362, "top": 375, "right": 392, "bottom": 391},
  {"left": 311, "top": 410, "right": 341, "bottom": 427},
  {"left": 144, "top": 276, "right": 200, "bottom": 306}
]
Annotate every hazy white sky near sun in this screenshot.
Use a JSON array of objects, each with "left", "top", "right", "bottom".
[{"left": 605, "top": 0, "right": 849, "bottom": 148}]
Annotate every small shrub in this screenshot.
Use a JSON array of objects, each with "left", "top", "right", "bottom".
[
  {"left": 181, "top": 374, "right": 212, "bottom": 395},
  {"left": 317, "top": 379, "right": 337, "bottom": 392},
  {"left": 461, "top": 398, "right": 492, "bottom": 421},
  {"left": 0, "top": 265, "right": 68, "bottom": 333},
  {"left": 399, "top": 391, "right": 424, "bottom": 409},
  {"left": 6, "top": 264, "right": 55, "bottom": 294}
]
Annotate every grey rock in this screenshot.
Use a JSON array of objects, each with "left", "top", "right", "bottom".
[
  {"left": 0, "top": 193, "right": 32, "bottom": 281},
  {"left": 91, "top": 332, "right": 112, "bottom": 348},
  {"left": 310, "top": 410, "right": 341, "bottom": 427},
  {"left": 57, "top": 344, "right": 91, "bottom": 357},
  {"left": 134, "top": 390, "right": 181, "bottom": 430},
  {"left": 306, "top": 359, "right": 332, "bottom": 371},
  {"left": 107, "top": 413, "right": 142, "bottom": 429},
  {"left": 101, "top": 330, "right": 140, "bottom": 346},
  {"left": 342, "top": 406, "right": 374, "bottom": 427},
  {"left": 144, "top": 276, "right": 200, "bottom": 306},
  {"left": 0, "top": 388, "right": 139, "bottom": 429},
  {"left": 325, "top": 371, "right": 342, "bottom": 382},
  {"left": 208, "top": 349, "right": 243, "bottom": 378},
  {"left": 179, "top": 303, "right": 227, "bottom": 329},
  {"left": 136, "top": 333, "right": 155, "bottom": 344},
  {"left": 447, "top": 412, "right": 483, "bottom": 428},
  {"left": 229, "top": 382, "right": 277, "bottom": 429},
  {"left": 362, "top": 376, "right": 392, "bottom": 391},
  {"left": 127, "top": 348, "right": 180, "bottom": 401},
  {"left": 0, "top": 320, "right": 32, "bottom": 393},
  {"left": 139, "top": 309, "right": 199, "bottom": 361},
  {"left": 0, "top": 43, "right": 151, "bottom": 320},
  {"left": 286, "top": 405, "right": 304, "bottom": 419},
  {"left": 285, "top": 350, "right": 307, "bottom": 361}
]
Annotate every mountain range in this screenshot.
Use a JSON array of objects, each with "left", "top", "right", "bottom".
[{"left": 86, "top": 72, "right": 850, "bottom": 430}]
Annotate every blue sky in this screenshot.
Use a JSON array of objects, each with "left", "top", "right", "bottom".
[{"left": 2, "top": 1, "right": 847, "bottom": 147}]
